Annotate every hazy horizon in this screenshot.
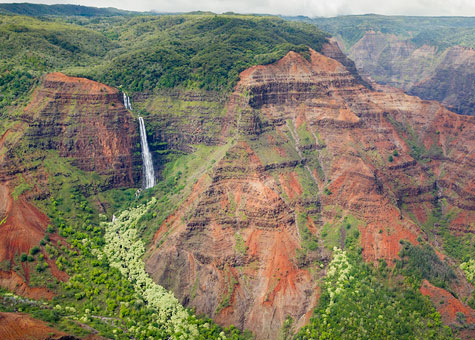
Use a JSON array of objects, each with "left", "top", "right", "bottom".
[{"left": 1, "top": 0, "right": 474, "bottom": 17}]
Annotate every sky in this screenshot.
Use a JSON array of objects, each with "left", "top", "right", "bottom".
[{"left": 1, "top": 0, "right": 474, "bottom": 17}]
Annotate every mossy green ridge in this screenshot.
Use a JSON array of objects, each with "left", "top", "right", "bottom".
[
  {"left": 0, "top": 3, "right": 141, "bottom": 17},
  {"left": 75, "top": 14, "right": 328, "bottom": 92}
]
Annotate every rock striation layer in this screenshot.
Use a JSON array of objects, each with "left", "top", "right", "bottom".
[
  {"left": 0, "top": 73, "right": 142, "bottom": 298},
  {"left": 146, "top": 48, "right": 475, "bottom": 339},
  {"left": 21, "top": 72, "right": 141, "bottom": 188},
  {"left": 349, "top": 31, "right": 475, "bottom": 115}
]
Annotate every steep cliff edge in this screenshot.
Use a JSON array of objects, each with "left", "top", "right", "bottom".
[
  {"left": 145, "top": 48, "right": 474, "bottom": 338},
  {"left": 21, "top": 72, "right": 141, "bottom": 187},
  {"left": 0, "top": 73, "right": 141, "bottom": 299},
  {"left": 409, "top": 46, "right": 475, "bottom": 115},
  {"left": 349, "top": 31, "right": 474, "bottom": 115}
]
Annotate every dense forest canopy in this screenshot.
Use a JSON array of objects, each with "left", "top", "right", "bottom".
[{"left": 0, "top": 12, "right": 328, "bottom": 102}]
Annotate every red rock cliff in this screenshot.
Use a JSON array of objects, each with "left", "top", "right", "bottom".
[
  {"left": 22, "top": 72, "right": 141, "bottom": 188},
  {"left": 145, "top": 48, "right": 475, "bottom": 339}
]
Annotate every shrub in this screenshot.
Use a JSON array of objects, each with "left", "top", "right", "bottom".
[{"left": 30, "top": 245, "right": 40, "bottom": 255}]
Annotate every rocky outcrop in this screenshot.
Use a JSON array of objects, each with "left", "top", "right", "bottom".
[
  {"left": 145, "top": 47, "right": 474, "bottom": 338},
  {"left": 21, "top": 72, "right": 141, "bottom": 188},
  {"left": 421, "top": 280, "right": 475, "bottom": 333},
  {"left": 321, "top": 39, "right": 372, "bottom": 89},
  {"left": 348, "top": 31, "right": 474, "bottom": 115}
]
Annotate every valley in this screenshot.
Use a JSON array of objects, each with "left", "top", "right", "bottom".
[{"left": 0, "top": 5, "right": 473, "bottom": 340}]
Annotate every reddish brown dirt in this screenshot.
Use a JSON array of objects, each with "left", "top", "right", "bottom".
[
  {"left": 0, "top": 271, "right": 54, "bottom": 300},
  {"left": 420, "top": 280, "right": 475, "bottom": 326},
  {"left": 145, "top": 48, "right": 475, "bottom": 339},
  {"left": 0, "top": 312, "right": 67, "bottom": 340},
  {"left": 22, "top": 72, "right": 140, "bottom": 188},
  {"left": 279, "top": 172, "right": 303, "bottom": 200},
  {"left": 359, "top": 220, "right": 419, "bottom": 263},
  {"left": 147, "top": 142, "right": 317, "bottom": 339},
  {"left": 44, "top": 72, "right": 117, "bottom": 94},
  {"left": 0, "top": 183, "right": 67, "bottom": 298},
  {"left": 0, "top": 184, "right": 48, "bottom": 263}
]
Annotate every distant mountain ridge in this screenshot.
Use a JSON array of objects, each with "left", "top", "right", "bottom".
[
  {"left": 287, "top": 14, "right": 475, "bottom": 50},
  {"left": 286, "top": 14, "right": 475, "bottom": 115},
  {"left": 0, "top": 3, "right": 143, "bottom": 17}
]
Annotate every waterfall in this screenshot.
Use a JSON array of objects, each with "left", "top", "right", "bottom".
[
  {"left": 138, "top": 116, "right": 156, "bottom": 189},
  {"left": 123, "top": 92, "right": 132, "bottom": 110},
  {"left": 123, "top": 91, "right": 155, "bottom": 189}
]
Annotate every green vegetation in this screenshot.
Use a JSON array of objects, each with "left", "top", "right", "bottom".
[
  {"left": 0, "top": 3, "right": 139, "bottom": 17},
  {"left": 11, "top": 174, "right": 32, "bottom": 200},
  {"left": 0, "top": 8, "right": 472, "bottom": 340},
  {"left": 290, "top": 14, "right": 475, "bottom": 51},
  {"left": 320, "top": 214, "right": 362, "bottom": 251},
  {"left": 397, "top": 242, "right": 456, "bottom": 290},
  {"left": 76, "top": 15, "right": 327, "bottom": 92},
  {"left": 3, "top": 14, "right": 329, "bottom": 96},
  {"left": 0, "top": 14, "right": 114, "bottom": 110},
  {"left": 460, "top": 260, "right": 475, "bottom": 284},
  {"left": 103, "top": 199, "right": 245, "bottom": 338},
  {"left": 234, "top": 232, "right": 247, "bottom": 255},
  {"left": 0, "top": 159, "right": 248, "bottom": 339},
  {"left": 296, "top": 248, "right": 454, "bottom": 340},
  {"left": 297, "top": 213, "right": 319, "bottom": 252}
]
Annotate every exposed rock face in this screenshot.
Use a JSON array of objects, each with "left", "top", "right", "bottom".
[
  {"left": 421, "top": 280, "right": 475, "bottom": 326},
  {"left": 321, "top": 39, "right": 372, "bottom": 89},
  {"left": 0, "top": 182, "right": 61, "bottom": 299},
  {"left": 348, "top": 31, "right": 475, "bottom": 115},
  {"left": 0, "top": 73, "right": 141, "bottom": 298},
  {"left": 410, "top": 46, "right": 475, "bottom": 115},
  {"left": 145, "top": 48, "right": 474, "bottom": 338},
  {"left": 0, "top": 312, "right": 66, "bottom": 340},
  {"left": 0, "top": 311, "right": 101, "bottom": 339},
  {"left": 132, "top": 89, "right": 228, "bottom": 176},
  {"left": 22, "top": 72, "right": 141, "bottom": 187}
]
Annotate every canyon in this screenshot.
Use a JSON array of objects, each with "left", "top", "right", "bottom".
[
  {"left": 0, "top": 72, "right": 141, "bottom": 300},
  {"left": 349, "top": 32, "right": 475, "bottom": 116},
  {"left": 144, "top": 47, "right": 474, "bottom": 338},
  {"left": 0, "top": 11, "right": 473, "bottom": 340},
  {"left": 298, "top": 15, "right": 475, "bottom": 116}
]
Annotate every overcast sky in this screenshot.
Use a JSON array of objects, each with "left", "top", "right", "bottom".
[{"left": 1, "top": 0, "right": 474, "bottom": 17}]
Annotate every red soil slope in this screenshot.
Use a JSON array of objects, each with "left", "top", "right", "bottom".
[
  {"left": 0, "top": 312, "right": 66, "bottom": 340},
  {"left": 146, "top": 47, "right": 474, "bottom": 338}
]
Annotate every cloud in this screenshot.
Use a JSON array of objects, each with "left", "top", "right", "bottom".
[{"left": 2, "top": 0, "right": 474, "bottom": 17}]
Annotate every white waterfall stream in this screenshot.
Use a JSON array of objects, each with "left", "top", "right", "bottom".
[
  {"left": 123, "top": 93, "right": 155, "bottom": 189},
  {"left": 138, "top": 117, "right": 156, "bottom": 188},
  {"left": 123, "top": 92, "right": 132, "bottom": 110}
]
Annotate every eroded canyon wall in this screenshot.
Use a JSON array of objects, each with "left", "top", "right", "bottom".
[{"left": 145, "top": 48, "right": 474, "bottom": 338}]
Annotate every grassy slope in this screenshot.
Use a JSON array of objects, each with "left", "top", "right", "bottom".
[{"left": 0, "top": 14, "right": 115, "bottom": 110}]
